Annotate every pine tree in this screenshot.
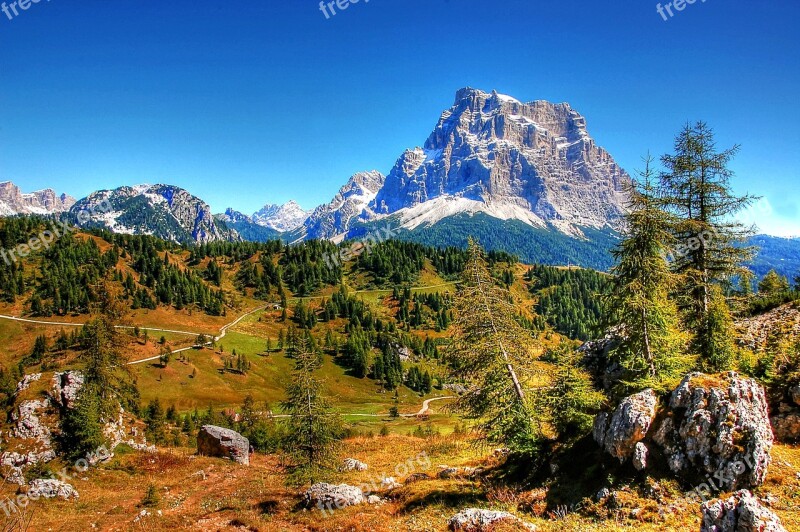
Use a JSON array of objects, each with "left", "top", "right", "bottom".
[
  {"left": 446, "top": 238, "right": 545, "bottom": 451},
  {"left": 608, "top": 158, "right": 693, "bottom": 392},
  {"left": 282, "top": 335, "right": 341, "bottom": 483},
  {"left": 658, "top": 122, "right": 756, "bottom": 368}
]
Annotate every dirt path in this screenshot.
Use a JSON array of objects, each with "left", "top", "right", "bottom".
[{"left": 127, "top": 306, "right": 265, "bottom": 365}]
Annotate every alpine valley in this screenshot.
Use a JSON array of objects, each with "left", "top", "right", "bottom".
[{"left": 2, "top": 88, "right": 798, "bottom": 276}]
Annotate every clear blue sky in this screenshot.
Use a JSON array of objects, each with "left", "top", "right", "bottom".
[{"left": 1, "top": 0, "right": 798, "bottom": 235}]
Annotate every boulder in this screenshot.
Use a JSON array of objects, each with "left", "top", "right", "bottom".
[
  {"left": 701, "top": 490, "right": 786, "bottom": 532},
  {"left": 593, "top": 389, "right": 658, "bottom": 462},
  {"left": 197, "top": 425, "right": 250, "bottom": 465},
  {"left": 341, "top": 458, "right": 368, "bottom": 472},
  {"left": 303, "top": 483, "right": 364, "bottom": 509},
  {"left": 595, "top": 373, "right": 775, "bottom": 490},
  {"left": 656, "top": 372, "right": 773, "bottom": 489},
  {"left": 404, "top": 472, "right": 431, "bottom": 484},
  {"left": 27, "top": 479, "right": 79, "bottom": 500},
  {"left": 50, "top": 371, "right": 84, "bottom": 409},
  {"left": 448, "top": 508, "right": 537, "bottom": 531}
]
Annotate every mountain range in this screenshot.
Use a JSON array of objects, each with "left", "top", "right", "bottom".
[{"left": 1, "top": 88, "right": 798, "bottom": 277}]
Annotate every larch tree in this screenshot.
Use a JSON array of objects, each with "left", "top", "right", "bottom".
[
  {"left": 446, "top": 238, "right": 546, "bottom": 451},
  {"left": 282, "top": 335, "right": 341, "bottom": 484},
  {"left": 658, "top": 122, "right": 756, "bottom": 370},
  {"left": 608, "top": 157, "right": 693, "bottom": 393}
]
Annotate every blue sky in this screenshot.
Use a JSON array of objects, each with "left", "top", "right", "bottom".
[{"left": 1, "top": 0, "right": 798, "bottom": 235}]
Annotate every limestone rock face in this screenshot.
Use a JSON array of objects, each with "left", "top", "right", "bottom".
[
  {"left": 51, "top": 371, "right": 85, "bottom": 410},
  {"left": 701, "top": 490, "right": 786, "bottom": 532},
  {"left": 658, "top": 372, "right": 774, "bottom": 489},
  {"left": 0, "top": 181, "right": 75, "bottom": 216},
  {"left": 27, "top": 479, "right": 79, "bottom": 500},
  {"left": 594, "top": 373, "right": 774, "bottom": 490},
  {"left": 302, "top": 483, "right": 364, "bottom": 509},
  {"left": 448, "top": 508, "right": 537, "bottom": 531},
  {"left": 593, "top": 389, "right": 658, "bottom": 462},
  {"left": 197, "top": 425, "right": 250, "bottom": 465}
]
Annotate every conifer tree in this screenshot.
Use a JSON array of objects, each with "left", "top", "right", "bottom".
[
  {"left": 608, "top": 158, "right": 693, "bottom": 392},
  {"left": 446, "top": 238, "right": 545, "bottom": 451},
  {"left": 282, "top": 335, "right": 341, "bottom": 483},
  {"left": 658, "top": 122, "right": 756, "bottom": 368}
]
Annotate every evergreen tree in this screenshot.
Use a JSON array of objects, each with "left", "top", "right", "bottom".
[
  {"left": 658, "top": 122, "right": 756, "bottom": 368},
  {"left": 282, "top": 335, "right": 341, "bottom": 483},
  {"left": 608, "top": 159, "right": 693, "bottom": 392},
  {"left": 446, "top": 238, "right": 545, "bottom": 451}
]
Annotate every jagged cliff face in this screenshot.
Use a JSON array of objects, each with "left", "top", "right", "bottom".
[
  {"left": 71, "top": 184, "right": 239, "bottom": 245},
  {"left": 369, "top": 88, "right": 630, "bottom": 235},
  {"left": 0, "top": 181, "right": 75, "bottom": 216},
  {"left": 302, "top": 170, "right": 385, "bottom": 241}
]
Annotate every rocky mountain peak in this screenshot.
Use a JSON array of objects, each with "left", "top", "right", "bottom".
[
  {"left": 0, "top": 181, "right": 76, "bottom": 216},
  {"left": 252, "top": 200, "right": 310, "bottom": 232}
]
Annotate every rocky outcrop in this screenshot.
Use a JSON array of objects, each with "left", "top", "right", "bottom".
[
  {"left": 302, "top": 171, "right": 385, "bottom": 240},
  {"left": 341, "top": 458, "right": 368, "bottom": 472},
  {"left": 12, "top": 399, "right": 52, "bottom": 443},
  {"left": 197, "top": 425, "right": 250, "bottom": 465},
  {"left": 701, "top": 490, "right": 786, "bottom": 532},
  {"left": 1, "top": 451, "right": 55, "bottom": 485},
  {"left": 595, "top": 373, "right": 774, "bottom": 490},
  {"left": 15, "top": 373, "right": 41, "bottom": 395},
  {"left": 27, "top": 479, "right": 79, "bottom": 500},
  {"left": 50, "top": 371, "right": 85, "bottom": 410},
  {"left": 448, "top": 508, "right": 537, "bottom": 531},
  {"left": 593, "top": 389, "right": 658, "bottom": 462},
  {"left": 303, "top": 483, "right": 364, "bottom": 509}
]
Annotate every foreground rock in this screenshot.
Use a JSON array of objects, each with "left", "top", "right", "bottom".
[
  {"left": 27, "top": 479, "right": 79, "bottom": 500},
  {"left": 594, "top": 389, "right": 658, "bottom": 462},
  {"left": 303, "top": 483, "right": 364, "bottom": 510},
  {"left": 595, "top": 372, "right": 774, "bottom": 490},
  {"left": 50, "top": 371, "right": 85, "bottom": 409},
  {"left": 701, "top": 490, "right": 786, "bottom": 532},
  {"left": 197, "top": 425, "right": 250, "bottom": 465},
  {"left": 448, "top": 508, "right": 537, "bottom": 531}
]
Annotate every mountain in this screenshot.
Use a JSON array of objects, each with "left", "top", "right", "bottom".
[
  {"left": 251, "top": 201, "right": 310, "bottom": 232},
  {"left": 299, "top": 170, "right": 386, "bottom": 241},
  {"left": 0, "top": 181, "right": 76, "bottom": 216},
  {"left": 747, "top": 235, "right": 800, "bottom": 280},
  {"left": 70, "top": 184, "right": 239, "bottom": 245},
  {"left": 216, "top": 208, "right": 282, "bottom": 243},
  {"left": 365, "top": 88, "right": 630, "bottom": 237}
]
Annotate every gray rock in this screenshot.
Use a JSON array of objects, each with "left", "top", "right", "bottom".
[
  {"left": 448, "top": 508, "right": 537, "bottom": 531},
  {"left": 15, "top": 373, "right": 41, "bottom": 395},
  {"left": 594, "top": 389, "right": 658, "bottom": 462},
  {"left": 595, "top": 488, "right": 611, "bottom": 501},
  {"left": 633, "top": 442, "right": 648, "bottom": 471},
  {"left": 701, "top": 490, "right": 786, "bottom": 532},
  {"left": 303, "top": 483, "right": 364, "bottom": 509},
  {"left": 197, "top": 425, "right": 250, "bottom": 465},
  {"left": 367, "top": 495, "right": 382, "bottom": 505},
  {"left": 51, "top": 371, "right": 84, "bottom": 409},
  {"left": 662, "top": 372, "right": 774, "bottom": 489},
  {"left": 12, "top": 399, "right": 52, "bottom": 443},
  {"left": 404, "top": 472, "right": 431, "bottom": 484},
  {"left": 341, "top": 458, "right": 368, "bottom": 472},
  {"left": 27, "top": 479, "right": 79, "bottom": 500}
]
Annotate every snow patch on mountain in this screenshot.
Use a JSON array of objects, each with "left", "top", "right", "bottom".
[{"left": 252, "top": 201, "right": 310, "bottom": 232}]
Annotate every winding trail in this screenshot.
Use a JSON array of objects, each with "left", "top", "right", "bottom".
[
  {"left": 268, "top": 396, "right": 454, "bottom": 419},
  {"left": 126, "top": 306, "right": 265, "bottom": 365}
]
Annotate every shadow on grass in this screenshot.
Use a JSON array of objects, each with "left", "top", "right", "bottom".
[{"left": 394, "top": 480, "right": 488, "bottom": 512}]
